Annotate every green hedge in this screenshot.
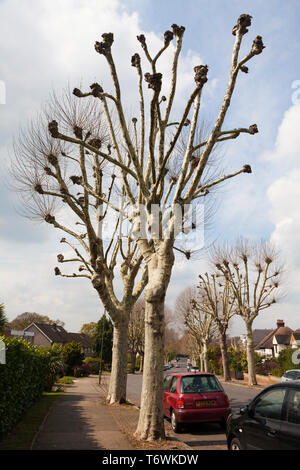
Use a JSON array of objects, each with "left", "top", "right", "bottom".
[{"left": 0, "top": 336, "right": 60, "bottom": 437}]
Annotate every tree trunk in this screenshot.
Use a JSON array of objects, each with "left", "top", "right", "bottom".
[
  {"left": 130, "top": 351, "right": 137, "bottom": 374},
  {"left": 202, "top": 342, "right": 209, "bottom": 372},
  {"left": 245, "top": 320, "right": 257, "bottom": 386},
  {"left": 139, "top": 353, "right": 144, "bottom": 372},
  {"left": 219, "top": 333, "right": 231, "bottom": 381},
  {"left": 134, "top": 295, "right": 166, "bottom": 440},
  {"left": 107, "top": 315, "right": 129, "bottom": 404}
]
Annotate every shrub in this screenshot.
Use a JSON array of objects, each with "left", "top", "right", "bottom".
[
  {"left": 276, "top": 348, "right": 300, "bottom": 374},
  {"left": 255, "top": 359, "right": 279, "bottom": 376},
  {"left": 83, "top": 357, "right": 101, "bottom": 374},
  {"left": 271, "top": 367, "right": 283, "bottom": 377},
  {"left": 208, "top": 346, "right": 223, "bottom": 375},
  {"left": 0, "top": 336, "right": 60, "bottom": 437},
  {"left": 73, "top": 363, "right": 91, "bottom": 377},
  {"left": 62, "top": 342, "right": 84, "bottom": 376}
]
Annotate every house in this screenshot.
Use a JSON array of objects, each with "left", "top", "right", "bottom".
[
  {"left": 289, "top": 330, "right": 300, "bottom": 349},
  {"left": 255, "top": 320, "right": 295, "bottom": 358},
  {"left": 238, "top": 328, "right": 273, "bottom": 352},
  {"left": 23, "top": 322, "right": 94, "bottom": 357},
  {"left": 2, "top": 326, "right": 34, "bottom": 343}
]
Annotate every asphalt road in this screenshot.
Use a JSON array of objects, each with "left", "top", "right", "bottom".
[{"left": 126, "top": 367, "right": 261, "bottom": 450}]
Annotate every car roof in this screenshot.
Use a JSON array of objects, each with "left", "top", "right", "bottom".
[{"left": 165, "top": 372, "right": 216, "bottom": 377}]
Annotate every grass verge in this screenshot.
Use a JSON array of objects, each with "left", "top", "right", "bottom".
[{"left": 0, "top": 391, "right": 63, "bottom": 450}]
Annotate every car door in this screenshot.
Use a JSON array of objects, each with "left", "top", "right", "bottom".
[
  {"left": 279, "top": 388, "right": 300, "bottom": 450},
  {"left": 163, "top": 375, "right": 173, "bottom": 417},
  {"left": 164, "top": 376, "right": 178, "bottom": 417},
  {"left": 242, "top": 387, "right": 286, "bottom": 450}
]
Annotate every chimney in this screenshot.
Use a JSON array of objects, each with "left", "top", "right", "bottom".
[{"left": 277, "top": 319, "right": 285, "bottom": 329}]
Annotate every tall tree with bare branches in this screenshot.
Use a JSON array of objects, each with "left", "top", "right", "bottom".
[
  {"left": 197, "top": 273, "right": 236, "bottom": 381},
  {"left": 12, "top": 89, "right": 147, "bottom": 405},
  {"left": 128, "top": 299, "right": 145, "bottom": 373},
  {"left": 211, "top": 239, "right": 283, "bottom": 385},
  {"left": 16, "top": 13, "right": 265, "bottom": 440},
  {"left": 185, "top": 294, "right": 218, "bottom": 372}
]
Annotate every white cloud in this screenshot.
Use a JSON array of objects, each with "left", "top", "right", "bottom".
[
  {"left": 263, "top": 105, "right": 300, "bottom": 164},
  {"left": 0, "top": 0, "right": 211, "bottom": 330},
  {"left": 264, "top": 107, "right": 300, "bottom": 331}
]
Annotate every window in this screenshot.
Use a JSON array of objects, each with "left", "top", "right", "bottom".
[
  {"left": 163, "top": 375, "right": 172, "bottom": 391},
  {"left": 180, "top": 375, "right": 222, "bottom": 394},
  {"left": 285, "top": 371, "right": 297, "bottom": 379},
  {"left": 253, "top": 388, "right": 286, "bottom": 420},
  {"left": 169, "top": 377, "right": 178, "bottom": 393},
  {"left": 287, "top": 390, "right": 300, "bottom": 425}
]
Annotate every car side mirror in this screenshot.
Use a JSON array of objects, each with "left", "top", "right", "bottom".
[{"left": 239, "top": 405, "right": 249, "bottom": 415}]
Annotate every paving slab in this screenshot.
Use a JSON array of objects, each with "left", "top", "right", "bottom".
[{"left": 33, "top": 376, "right": 134, "bottom": 450}]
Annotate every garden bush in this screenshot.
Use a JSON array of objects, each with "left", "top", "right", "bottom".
[
  {"left": 255, "top": 359, "right": 279, "bottom": 376},
  {"left": 0, "top": 336, "right": 60, "bottom": 437},
  {"left": 61, "top": 342, "right": 84, "bottom": 376},
  {"left": 276, "top": 348, "right": 300, "bottom": 374},
  {"left": 83, "top": 357, "right": 101, "bottom": 374}
]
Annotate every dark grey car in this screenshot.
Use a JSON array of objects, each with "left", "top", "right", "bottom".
[{"left": 226, "top": 382, "right": 300, "bottom": 450}]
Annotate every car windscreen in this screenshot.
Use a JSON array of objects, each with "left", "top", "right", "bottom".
[{"left": 180, "top": 375, "right": 222, "bottom": 394}]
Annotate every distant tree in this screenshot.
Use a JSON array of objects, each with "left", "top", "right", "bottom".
[
  {"left": 176, "top": 287, "right": 218, "bottom": 371},
  {"left": 80, "top": 322, "right": 98, "bottom": 338},
  {"left": 128, "top": 300, "right": 145, "bottom": 373},
  {"left": 0, "top": 303, "right": 8, "bottom": 334},
  {"left": 62, "top": 342, "right": 84, "bottom": 375},
  {"left": 197, "top": 272, "right": 236, "bottom": 381},
  {"left": 93, "top": 315, "right": 113, "bottom": 367},
  {"left": 8, "top": 312, "right": 65, "bottom": 331},
  {"left": 164, "top": 327, "right": 181, "bottom": 363},
  {"left": 211, "top": 238, "right": 284, "bottom": 385}
]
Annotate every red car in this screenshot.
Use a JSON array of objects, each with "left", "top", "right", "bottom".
[{"left": 163, "top": 372, "right": 231, "bottom": 433}]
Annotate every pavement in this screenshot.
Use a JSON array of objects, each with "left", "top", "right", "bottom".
[
  {"left": 32, "top": 375, "right": 134, "bottom": 450},
  {"left": 32, "top": 375, "right": 187, "bottom": 451},
  {"left": 32, "top": 373, "right": 265, "bottom": 451}
]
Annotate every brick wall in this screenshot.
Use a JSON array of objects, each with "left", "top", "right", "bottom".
[{"left": 243, "top": 373, "right": 281, "bottom": 385}]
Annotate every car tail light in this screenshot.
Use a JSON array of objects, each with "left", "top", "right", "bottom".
[
  {"left": 177, "top": 399, "right": 185, "bottom": 409},
  {"left": 224, "top": 394, "right": 230, "bottom": 407}
]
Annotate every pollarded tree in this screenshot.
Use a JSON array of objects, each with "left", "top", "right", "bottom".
[
  {"left": 197, "top": 272, "right": 236, "bottom": 381},
  {"left": 42, "top": 15, "right": 263, "bottom": 440},
  {"left": 128, "top": 299, "right": 145, "bottom": 373},
  {"left": 211, "top": 239, "right": 283, "bottom": 385},
  {"left": 12, "top": 89, "right": 147, "bottom": 404},
  {"left": 185, "top": 293, "right": 218, "bottom": 372}
]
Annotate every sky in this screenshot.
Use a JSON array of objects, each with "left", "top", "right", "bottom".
[{"left": 0, "top": 0, "right": 300, "bottom": 336}]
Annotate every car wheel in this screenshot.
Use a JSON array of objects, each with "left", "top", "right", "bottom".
[
  {"left": 171, "top": 410, "right": 182, "bottom": 433},
  {"left": 230, "top": 437, "right": 242, "bottom": 450}
]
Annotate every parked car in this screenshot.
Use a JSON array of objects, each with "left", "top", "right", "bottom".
[
  {"left": 281, "top": 369, "right": 300, "bottom": 382},
  {"left": 163, "top": 372, "right": 230, "bottom": 433},
  {"left": 226, "top": 382, "right": 300, "bottom": 450}
]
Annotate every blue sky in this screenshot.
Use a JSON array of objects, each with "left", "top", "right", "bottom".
[{"left": 0, "top": 0, "right": 300, "bottom": 335}]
